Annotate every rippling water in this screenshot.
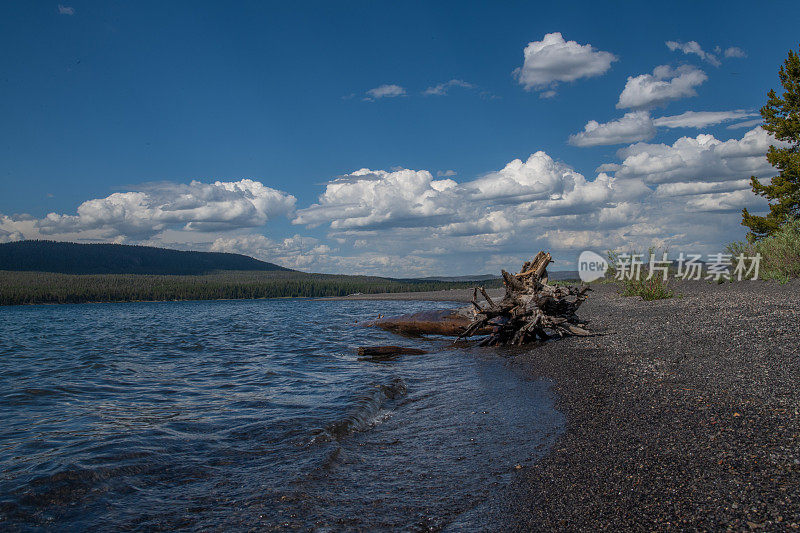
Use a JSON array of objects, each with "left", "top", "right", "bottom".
[{"left": 0, "top": 299, "right": 563, "bottom": 530}]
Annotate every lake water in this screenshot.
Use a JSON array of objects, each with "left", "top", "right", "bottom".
[{"left": 0, "top": 299, "right": 563, "bottom": 530}]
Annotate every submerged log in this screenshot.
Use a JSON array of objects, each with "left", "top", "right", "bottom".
[
  {"left": 460, "top": 251, "right": 591, "bottom": 346},
  {"left": 369, "top": 307, "right": 491, "bottom": 336}
]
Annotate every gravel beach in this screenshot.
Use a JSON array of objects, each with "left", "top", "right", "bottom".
[{"left": 339, "top": 281, "right": 800, "bottom": 530}]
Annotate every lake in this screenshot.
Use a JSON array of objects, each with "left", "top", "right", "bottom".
[{"left": 0, "top": 299, "right": 563, "bottom": 530}]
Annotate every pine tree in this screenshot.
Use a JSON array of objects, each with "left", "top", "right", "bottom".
[{"left": 741, "top": 45, "right": 800, "bottom": 240}]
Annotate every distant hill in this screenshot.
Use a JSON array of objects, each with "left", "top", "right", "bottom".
[
  {"left": 549, "top": 270, "right": 580, "bottom": 281},
  {"left": 0, "top": 240, "right": 292, "bottom": 275}
]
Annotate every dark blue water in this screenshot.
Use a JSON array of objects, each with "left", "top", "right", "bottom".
[{"left": 0, "top": 299, "right": 563, "bottom": 531}]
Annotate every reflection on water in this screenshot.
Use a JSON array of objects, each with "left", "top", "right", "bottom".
[{"left": 0, "top": 299, "right": 563, "bottom": 530}]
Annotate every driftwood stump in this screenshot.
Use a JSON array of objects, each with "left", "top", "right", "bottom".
[{"left": 459, "top": 251, "right": 591, "bottom": 346}]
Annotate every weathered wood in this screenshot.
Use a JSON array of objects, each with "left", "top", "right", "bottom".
[
  {"left": 459, "top": 251, "right": 591, "bottom": 346},
  {"left": 369, "top": 308, "right": 493, "bottom": 336},
  {"left": 479, "top": 287, "right": 496, "bottom": 308}
]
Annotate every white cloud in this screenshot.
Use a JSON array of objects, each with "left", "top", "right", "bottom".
[
  {"left": 423, "top": 79, "right": 474, "bottom": 96},
  {"left": 365, "top": 84, "right": 406, "bottom": 100},
  {"left": 210, "top": 233, "right": 441, "bottom": 275},
  {"left": 569, "top": 111, "right": 656, "bottom": 147},
  {"left": 654, "top": 179, "right": 752, "bottom": 198},
  {"left": 3, "top": 128, "right": 782, "bottom": 276},
  {"left": 235, "top": 128, "right": 785, "bottom": 272},
  {"left": 1, "top": 179, "right": 296, "bottom": 241},
  {"left": 292, "top": 152, "right": 641, "bottom": 249},
  {"left": 724, "top": 47, "right": 747, "bottom": 58},
  {"left": 684, "top": 189, "right": 764, "bottom": 212},
  {"left": 617, "top": 65, "right": 707, "bottom": 109},
  {"left": 465, "top": 152, "right": 614, "bottom": 206},
  {"left": 437, "top": 170, "right": 457, "bottom": 177},
  {"left": 293, "top": 168, "right": 459, "bottom": 230},
  {"left": 653, "top": 110, "right": 758, "bottom": 128},
  {"left": 727, "top": 118, "right": 762, "bottom": 130},
  {"left": 514, "top": 32, "right": 617, "bottom": 95},
  {"left": 539, "top": 90, "right": 557, "bottom": 99},
  {"left": 666, "top": 40, "right": 720, "bottom": 66},
  {"left": 611, "top": 127, "right": 783, "bottom": 185},
  {"left": 288, "top": 127, "right": 782, "bottom": 271},
  {"left": 57, "top": 5, "right": 75, "bottom": 15},
  {"left": 210, "top": 234, "right": 336, "bottom": 270},
  {"left": 595, "top": 163, "right": 621, "bottom": 173}
]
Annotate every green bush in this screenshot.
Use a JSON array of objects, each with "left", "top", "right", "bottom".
[
  {"left": 619, "top": 277, "right": 674, "bottom": 300},
  {"left": 606, "top": 247, "right": 674, "bottom": 300},
  {"left": 726, "top": 218, "right": 800, "bottom": 283}
]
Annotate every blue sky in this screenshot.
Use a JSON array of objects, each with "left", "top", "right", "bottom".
[{"left": 2, "top": 1, "right": 798, "bottom": 275}]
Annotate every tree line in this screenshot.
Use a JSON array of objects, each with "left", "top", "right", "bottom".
[{"left": 0, "top": 270, "right": 502, "bottom": 306}]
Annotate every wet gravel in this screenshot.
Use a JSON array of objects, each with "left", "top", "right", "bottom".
[
  {"left": 327, "top": 280, "right": 800, "bottom": 529},
  {"left": 493, "top": 280, "right": 800, "bottom": 530}
]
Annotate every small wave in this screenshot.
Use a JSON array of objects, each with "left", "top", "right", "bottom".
[{"left": 309, "top": 377, "right": 407, "bottom": 445}]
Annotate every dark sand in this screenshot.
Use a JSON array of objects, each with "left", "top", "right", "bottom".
[{"left": 340, "top": 281, "right": 800, "bottom": 530}]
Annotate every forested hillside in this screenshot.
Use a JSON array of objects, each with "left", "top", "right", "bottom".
[
  {"left": 0, "top": 240, "right": 507, "bottom": 305},
  {"left": 0, "top": 241, "right": 291, "bottom": 275}
]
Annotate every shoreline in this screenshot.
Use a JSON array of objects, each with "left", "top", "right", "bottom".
[
  {"left": 0, "top": 287, "right": 501, "bottom": 307},
  {"left": 334, "top": 280, "right": 800, "bottom": 528},
  {"left": 319, "top": 287, "right": 505, "bottom": 303},
  {"left": 479, "top": 281, "right": 800, "bottom": 529}
]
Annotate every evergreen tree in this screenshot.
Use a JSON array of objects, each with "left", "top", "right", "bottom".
[{"left": 741, "top": 45, "right": 800, "bottom": 240}]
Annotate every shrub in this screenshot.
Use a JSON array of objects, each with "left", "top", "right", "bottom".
[
  {"left": 619, "top": 277, "right": 674, "bottom": 300},
  {"left": 606, "top": 247, "right": 674, "bottom": 300},
  {"left": 726, "top": 218, "right": 800, "bottom": 282}
]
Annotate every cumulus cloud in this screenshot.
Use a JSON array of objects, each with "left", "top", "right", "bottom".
[
  {"left": 293, "top": 152, "right": 641, "bottom": 246},
  {"left": 724, "top": 47, "right": 747, "bottom": 58},
  {"left": 617, "top": 65, "right": 707, "bottom": 109},
  {"left": 365, "top": 84, "right": 406, "bottom": 100},
  {"left": 293, "top": 168, "right": 459, "bottom": 230},
  {"left": 568, "top": 111, "right": 656, "bottom": 147},
  {"left": 423, "top": 79, "right": 474, "bottom": 96},
  {"left": 57, "top": 4, "right": 75, "bottom": 15},
  {"left": 465, "top": 152, "right": 616, "bottom": 207},
  {"left": 569, "top": 110, "right": 758, "bottom": 148},
  {"left": 236, "top": 128, "right": 787, "bottom": 273},
  {"left": 1, "top": 179, "right": 296, "bottom": 242},
  {"left": 611, "top": 127, "right": 783, "bottom": 185},
  {"left": 514, "top": 32, "right": 617, "bottom": 95},
  {"left": 653, "top": 110, "right": 759, "bottom": 129},
  {"left": 287, "top": 158, "right": 747, "bottom": 272},
  {"left": 665, "top": 40, "right": 720, "bottom": 66},
  {"left": 3, "top": 129, "right": 781, "bottom": 276}
]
